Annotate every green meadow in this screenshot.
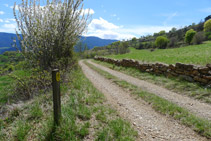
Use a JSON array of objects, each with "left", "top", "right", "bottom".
[{"left": 107, "top": 41, "right": 211, "bottom": 65}]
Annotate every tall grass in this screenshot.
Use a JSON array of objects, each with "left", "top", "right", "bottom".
[
  {"left": 0, "top": 70, "right": 32, "bottom": 105},
  {"left": 0, "top": 67, "right": 138, "bottom": 140}
]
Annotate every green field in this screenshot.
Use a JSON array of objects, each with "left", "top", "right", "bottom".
[
  {"left": 107, "top": 41, "right": 211, "bottom": 65},
  {"left": 0, "top": 47, "right": 10, "bottom": 49},
  {"left": 0, "top": 47, "right": 12, "bottom": 54}
]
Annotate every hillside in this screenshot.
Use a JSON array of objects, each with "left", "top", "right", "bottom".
[
  {"left": 80, "top": 36, "right": 118, "bottom": 50},
  {"left": 0, "top": 32, "right": 118, "bottom": 54},
  {"left": 107, "top": 41, "right": 211, "bottom": 65},
  {"left": 0, "top": 33, "right": 21, "bottom": 54}
]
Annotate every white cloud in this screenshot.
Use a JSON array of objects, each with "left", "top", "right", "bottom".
[
  {"left": 200, "top": 7, "right": 211, "bottom": 13},
  {"left": 111, "top": 14, "right": 117, "bottom": 17},
  {"left": 88, "top": 17, "right": 119, "bottom": 30},
  {"left": 10, "top": 5, "right": 19, "bottom": 11},
  {"left": 85, "top": 29, "right": 134, "bottom": 40},
  {"left": 4, "top": 4, "right": 9, "bottom": 7},
  {"left": 5, "top": 20, "right": 10, "bottom": 23},
  {"left": 0, "top": 19, "right": 3, "bottom": 22},
  {"left": 3, "top": 24, "right": 17, "bottom": 29},
  {"left": 162, "top": 12, "right": 178, "bottom": 26},
  {"left": 9, "top": 18, "right": 16, "bottom": 22},
  {"left": 0, "top": 11, "right": 5, "bottom": 15},
  {"left": 0, "top": 23, "right": 17, "bottom": 33},
  {"left": 85, "top": 17, "right": 176, "bottom": 40},
  {"left": 81, "top": 8, "right": 95, "bottom": 15},
  {"left": 4, "top": 18, "right": 16, "bottom": 23},
  {"left": 120, "top": 25, "right": 175, "bottom": 35}
]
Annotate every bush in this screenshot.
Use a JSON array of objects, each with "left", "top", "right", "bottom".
[
  {"left": 205, "top": 32, "right": 211, "bottom": 40},
  {"left": 155, "top": 36, "right": 169, "bottom": 49},
  {"left": 7, "top": 65, "right": 15, "bottom": 72},
  {"left": 9, "top": 70, "right": 51, "bottom": 100},
  {"left": 138, "top": 43, "right": 144, "bottom": 49},
  {"left": 204, "top": 19, "right": 211, "bottom": 32},
  {"left": 168, "top": 37, "right": 177, "bottom": 47},
  {"left": 159, "top": 30, "right": 166, "bottom": 35},
  {"left": 192, "top": 31, "right": 205, "bottom": 44},
  {"left": 208, "top": 35, "right": 211, "bottom": 40},
  {"left": 185, "top": 29, "right": 196, "bottom": 44}
]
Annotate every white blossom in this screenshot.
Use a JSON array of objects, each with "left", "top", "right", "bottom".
[{"left": 13, "top": 0, "right": 90, "bottom": 69}]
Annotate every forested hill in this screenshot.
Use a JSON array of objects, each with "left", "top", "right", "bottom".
[
  {"left": 0, "top": 32, "right": 21, "bottom": 54},
  {"left": 0, "top": 32, "right": 118, "bottom": 54},
  {"left": 80, "top": 36, "right": 118, "bottom": 50}
]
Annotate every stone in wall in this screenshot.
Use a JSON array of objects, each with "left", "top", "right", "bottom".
[{"left": 94, "top": 56, "right": 211, "bottom": 86}]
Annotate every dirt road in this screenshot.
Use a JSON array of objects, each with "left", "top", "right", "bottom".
[
  {"left": 79, "top": 60, "right": 208, "bottom": 141},
  {"left": 87, "top": 60, "right": 211, "bottom": 121}
]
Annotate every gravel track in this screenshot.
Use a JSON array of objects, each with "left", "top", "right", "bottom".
[
  {"left": 88, "top": 60, "right": 211, "bottom": 121},
  {"left": 79, "top": 60, "right": 208, "bottom": 141}
]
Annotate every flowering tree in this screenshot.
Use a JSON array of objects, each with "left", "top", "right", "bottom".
[{"left": 13, "top": 0, "right": 90, "bottom": 70}]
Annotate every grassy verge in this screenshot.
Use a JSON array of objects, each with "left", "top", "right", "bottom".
[
  {"left": 85, "top": 61, "right": 211, "bottom": 138},
  {"left": 107, "top": 41, "right": 211, "bottom": 65},
  {"left": 0, "top": 66, "right": 138, "bottom": 140},
  {"left": 93, "top": 60, "right": 211, "bottom": 104}
]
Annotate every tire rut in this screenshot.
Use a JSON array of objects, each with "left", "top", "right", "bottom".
[
  {"left": 79, "top": 60, "right": 208, "bottom": 141},
  {"left": 88, "top": 60, "right": 211, "bottom": 121}
]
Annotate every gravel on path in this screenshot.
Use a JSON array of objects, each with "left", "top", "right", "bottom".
[
  {"left": 79, "top": 60, "right": 208, "bottom": 141},
  {"left": 88, "top": 60, "right": 211, "bottom": 121}
]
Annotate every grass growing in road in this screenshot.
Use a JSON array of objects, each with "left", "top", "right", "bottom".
[
  {"left": 93, "top": 60, "right": 211, "bottom": 104},
  {"left": 107, "top": 41, "right": 211, "bottom": 65},
  {"left": 85, "top": 61, "right": 211, "bottom": 138},
  {"left": 46, "top": 67, "right": 137, "bottom": 140},
  {"left": 0, "top": 66, "right": 138, "bottom": 140}
]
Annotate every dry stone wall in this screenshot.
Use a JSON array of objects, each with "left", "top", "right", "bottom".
[{"left": 94, "top": 56, "right": 211, "bottom": 86}]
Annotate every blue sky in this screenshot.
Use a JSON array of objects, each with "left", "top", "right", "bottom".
[{"left": 0, "top": 0, "right": 211, "bottom": 40}]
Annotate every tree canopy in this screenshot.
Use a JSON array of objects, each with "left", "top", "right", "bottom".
[{"left": 155, "top": 36, "right": 169, "bottom": 49}]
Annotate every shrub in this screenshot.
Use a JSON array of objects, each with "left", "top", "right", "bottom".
[
  {"left": 9, "top": 70, "right": 51, "bottom": 100},
  {"left": 208, "top": 35, "right": 211, "bottom": 40},
  {"left": 159, "top": 30, "right": 166, "bottom": 35},
  {"left": 168, "top": 37, "right": 177, "bottom": 47},
  {"left": 204, "top": 19, "right": 211, "bottom": 32},
  {"left": 155, "top": 36, "right": 169, "bottom": 49},
  {"left": 205, "top": 32, "right": 211, "bottom": 40},
  {"left": 192, "top": 32, "right": 205, "bottom": 44},
  {"left": 185, "top": 29, "right": 196, "bottom": 44},
  {"left": 138, "top": 43, "right": 144, "bottom": 49},
  {"left": 7, "top": 65, "right": 15, "bottom": 72}
]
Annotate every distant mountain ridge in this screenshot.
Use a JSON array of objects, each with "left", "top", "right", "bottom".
[
  {"left": 80, "top": 36, "right": 118, "bottom": 50},
  {"left": 0, "top": 32, "right": 118, "bottom": 54}
]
